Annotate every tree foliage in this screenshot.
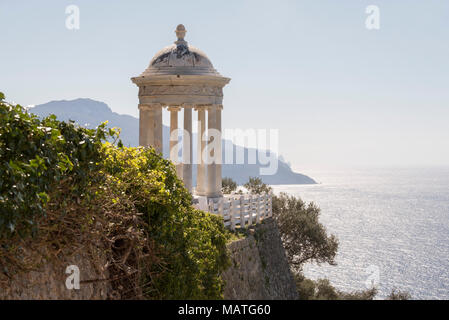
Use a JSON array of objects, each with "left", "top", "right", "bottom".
[
  {"left": 272, "top": 192, "right": 338, "bottom": 271},
  {"left": 242, "top": 177, "right": 337, "bottom": 270},
  {"left": 244, "top": 176, "right": 272, "bottom": 194},
  {"left": 295, "top": 273, "right": 377, "bottom": 300}
]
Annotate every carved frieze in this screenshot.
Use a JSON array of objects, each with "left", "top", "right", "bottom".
[{"left": 139, "top": 85, "right": 223, "bottom": 97}]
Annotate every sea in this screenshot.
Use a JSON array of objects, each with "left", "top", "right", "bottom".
[{"left": 272, "top": 166, "right": 449, "bottom": 300}]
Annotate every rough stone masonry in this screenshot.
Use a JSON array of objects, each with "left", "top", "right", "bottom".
[{"left": 222, "top": 217, "right": 298, "bottom": 300}]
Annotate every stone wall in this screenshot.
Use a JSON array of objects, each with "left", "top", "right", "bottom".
[
  {"left": 222, "top": 217, "right": 298, "bottom": 300},
  {"left": 0, "top": 246, "right": 110, "bottom": 300},
  {"left": 1, "top": 217, "right": 296, "bottom": 300}
]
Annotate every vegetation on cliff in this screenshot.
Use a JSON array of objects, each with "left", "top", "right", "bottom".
[{"left": 0, "top": 92, "right": 230, "bottom": 299}]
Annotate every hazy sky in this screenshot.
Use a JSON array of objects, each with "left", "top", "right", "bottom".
[{"left": 1, "top": 0, "right": 448, "bottom": 170}]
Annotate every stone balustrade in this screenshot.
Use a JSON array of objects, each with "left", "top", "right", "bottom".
[{"left": 195, "top": 192, "right": 273, "bottom": 230}]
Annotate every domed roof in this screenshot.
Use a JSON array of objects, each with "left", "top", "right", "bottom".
[{"left": 140, "top": 24, "right": 222, "bottom": 77}]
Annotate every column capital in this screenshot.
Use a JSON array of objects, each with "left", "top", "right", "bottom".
[
  {"left": 167, "top": 106, "right": 181, "bottom": 112},
  {"left": 206, "top": 104, "right": 223, "bottom": 111},
  {"left": 194, "top": 105, "right": 208, "bottom": 111},
  {"left": 181, "top": 103, "right": 195, "bottom": 109},
  {"left": 138, "top": 103, "right": 163, "bottom": 110}
]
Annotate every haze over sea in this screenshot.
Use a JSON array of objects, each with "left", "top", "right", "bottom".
[{"left": 272, "top": 166, "right": 449, "bottom": 300}]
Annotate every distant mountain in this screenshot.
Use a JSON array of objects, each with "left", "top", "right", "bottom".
[{"left": 30, "top": 99, "right": 316, "bottom": 185}]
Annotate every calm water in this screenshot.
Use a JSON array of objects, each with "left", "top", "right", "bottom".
[{"left": 272, "top": 167, "right": 449, "bottom": 300}]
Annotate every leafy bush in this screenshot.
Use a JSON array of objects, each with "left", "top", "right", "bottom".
[
  {"left": 387, "top": 288, "right": 411, "bottom": 300},
  {"left": 101, "top": 144, "right": 230, "bottom": 299},
  {"left": 0, "top": 92, "right": 230, "bottom": 299},
  {"left": 0, "top": 93, "right": 112, "bottom": 238},
  {"left": 222, "top": 177, "right": 237, "bottom": 194},
  {"left": 295, "top": 273, "right": 377, "bottom": 300}
]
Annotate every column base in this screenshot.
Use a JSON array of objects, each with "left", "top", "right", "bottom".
[
  {"left": 193, "top": 190, "right": 222, "bottom": 198},
  {"left": 194, "top": 188, "right": 206, "bottom": 196}
]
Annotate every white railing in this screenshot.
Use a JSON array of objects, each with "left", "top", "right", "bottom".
[{"left": 206, "top": 192, "right": 272, "bottom": 230}]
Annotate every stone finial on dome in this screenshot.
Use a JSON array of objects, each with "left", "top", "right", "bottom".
[{"left": 175, "top": 24, "right": 187, "bottom": 44}]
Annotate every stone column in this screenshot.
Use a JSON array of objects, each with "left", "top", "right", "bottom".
[
  {"left": 206, "top": 106, "right": 219, "bottom": 197},
  {"left": 153, "top": 104, "right": 163, "bottom": 154},
  {"left": 215, "top": 105, "right": 223, "bottom": 194},
  {"left": 183, "top": 106, "right": 193, "bottom": 192},
  {"left": 168, "top": 107, "right": 182, "bottom": 178},
  {"left": 139, "top": 104, "right": 154, "bottom": 147},
  {"left": 196, "top": 107, "right": 206, "bottom": 195}
]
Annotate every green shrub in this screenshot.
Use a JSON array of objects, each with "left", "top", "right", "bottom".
[
  {"left": 0, "top": 93, "right": 112, "bottom": 238},
  {"left": 222, "top": 177, "right": 237, "bottom": 194},
  {"left": 295, "top": 273, "right": 377, "bottom": 300},
  {"left": 102, "top": 144, "right": 230, "bottom": 299},
  {"left": 0, "top": 92, "right": 230, "bottom": 299}
]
